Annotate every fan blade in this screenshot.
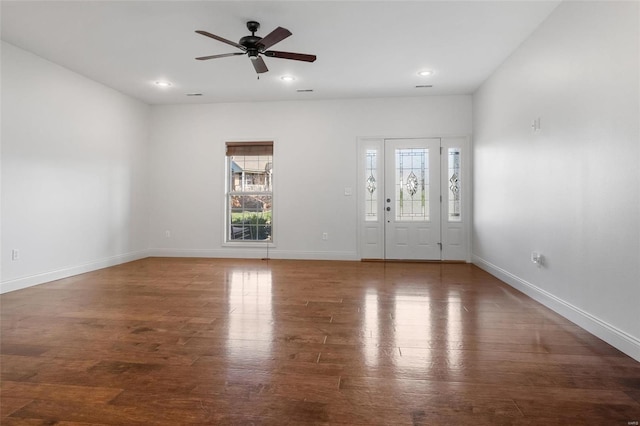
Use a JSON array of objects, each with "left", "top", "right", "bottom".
[
  {"left": 196, "top": 30, "right": 245, "bottom": 50},
  {"left": 264, "top": 50, "right": 316, "bottom": 62},
  {"left": 257, "top": 27, "right": 292, "bottom": 50},
  {"left": 251, "top": 56, "right": 269, "bottom": 74},
  {"left": 196, "top": 52, "right": 245, "bottom": 60}
]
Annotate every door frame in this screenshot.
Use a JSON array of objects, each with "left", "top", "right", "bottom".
[{"left": 356, "top": 136, "right": 472, "bottom": 262}]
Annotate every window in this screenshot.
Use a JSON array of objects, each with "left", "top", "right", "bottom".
[
  {"left": 394, "top": 148, "right": 429, "bottom": 222},
  {"left": 226, "top": 141, "right": 273, "bottom": 242},
  {"left": 365, "top": 149, "right": 378, "bottom": 221},
  {"left": 447, "top": 147, "right": 461, "bottom": 222}
]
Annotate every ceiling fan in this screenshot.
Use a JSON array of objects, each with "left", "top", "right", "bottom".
[{"left": 195, "top": 21, "right": 317, "bottom": 74}]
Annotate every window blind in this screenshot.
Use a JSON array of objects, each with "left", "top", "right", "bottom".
[{"left": 226, "top": 141, "right": 273, "bottom": 156}]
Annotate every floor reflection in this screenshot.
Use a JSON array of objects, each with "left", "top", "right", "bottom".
[
  {"left": 363, "top": 289, "right": 379, "bottom": 367},
  {"left": 225, "top": 268, "right": 273, "bottom": 365},
  {"left": 393, "top": 290, "right": 433, "bottom": 369},
  {"left": 386, "top": 283, "right": 467, "bottom": 380},
  {"left": 446, "top": 289, "right": 462, "bottom": 370}
]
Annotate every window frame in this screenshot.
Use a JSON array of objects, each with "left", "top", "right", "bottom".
[{"left": 224, "top": 141, "right": 275, "bottom": 246}]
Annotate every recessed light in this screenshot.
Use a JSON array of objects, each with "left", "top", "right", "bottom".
[
  {"left": 417, "top": 70, "right": 433, "bottom": 77},
  {"left": 280, "top": 75, "right": 296, "bottom": 82},
  {"left": 154, "top": 81, "right": 172, "bottom": 87}
]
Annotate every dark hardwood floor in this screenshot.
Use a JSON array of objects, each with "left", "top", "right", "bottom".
[{"left": 1, "top": 258, "right": 639, "bottom": 425}]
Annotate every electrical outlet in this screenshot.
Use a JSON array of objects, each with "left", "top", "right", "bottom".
[
  {"left": 11, "top": 249, "right": 20, "bottom": 261},
  {"left": 322, "top": 232, "right": 328, "bottom": 240},
  {"left": 165, "top": 230, "right": 171, "bottom": 238},
  {"left": 531, "top": 251, "right": 543, "bottom": 266}
]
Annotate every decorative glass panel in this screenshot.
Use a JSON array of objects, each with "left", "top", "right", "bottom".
[
  {"left": 365, "top": 149, "right": 378, "bottom": 221},
  {"left": 366, "top": 175, "right": 376, "bottom": 194},
  {"left": 405, "top": 171, "right": 418, "bottom": 196},
  {"left": 448, "top": 148, "right": 461, "bottom": 222},
  {"left": 395, "top": 148, "right": 428, "bottom": 221}
]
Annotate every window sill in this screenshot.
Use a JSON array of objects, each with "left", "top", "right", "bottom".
[{"left": 223, "top": 241, "right": 276, "bottom": 249}]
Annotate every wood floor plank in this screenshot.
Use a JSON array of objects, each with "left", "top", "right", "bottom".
[
  {"left": 0, "top": 397, "right": 33, "bottom": 418},
  {"left": 1, "top": 382, "right": 123, "bottom": 405},
  {"left": 1, "top": 258, "right": 639, "bottom": 424}
]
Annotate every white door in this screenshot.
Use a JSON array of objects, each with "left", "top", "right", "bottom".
[
  {"left": 358, "top": 137, "right": 469, "bottom": 261},
  {"left": 384, "top": 138, "right": 441, "bottom": 260}
]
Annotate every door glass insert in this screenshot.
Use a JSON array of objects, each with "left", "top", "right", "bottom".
[
  {"left": 365, "top": 149, "right": 378, "bottom": 221},
  {"left": 395, "top": 148, "right": 428, "bottom": 222},
  {"left": 448, "top": 148, "right": 461, "bottom": 222}
]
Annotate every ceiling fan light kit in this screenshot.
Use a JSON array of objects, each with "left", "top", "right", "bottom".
[{"left": 196, "top": 20, "right": 316, "bottom": 75}]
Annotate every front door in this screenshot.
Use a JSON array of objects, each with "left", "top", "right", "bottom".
[
  {"left": 358, "top": 136, "right": 468, "bottom": 261},
  {"left": 384, "top": 138, "right": 441, "bottom": 260}
]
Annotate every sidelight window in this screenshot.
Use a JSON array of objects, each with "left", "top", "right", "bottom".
[
  {"left": 365, "top": 149, "right": 378, "bottom": 221},
  {"left": 447, "top": 148, "right": 461, "bottom": 222}
]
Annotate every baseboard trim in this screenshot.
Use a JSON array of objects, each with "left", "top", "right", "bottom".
[
  {"left": 147, "top": 248, "right": 358, "bottom": 261},
  {"left": 0, "top": 250, "right": 150, "bottom": 294},
  {"left": 473, "top": 254, "right": 640, "bottom": 362}
]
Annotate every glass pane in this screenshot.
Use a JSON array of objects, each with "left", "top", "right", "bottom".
[
  {"left": 395, "top": 148, "right": 429, "bottom": 222},
  {"left": 229, "top": 155, "right": 272, "bottom": 192},
  {"left": 229, "top": 194, "right": 272, "bottom": 241},
  {"left": 365, "top": 149, "right": 378, "bottom": 221},
  {"left": 448, "top": 148, "right": 461, "bottom": 222}
]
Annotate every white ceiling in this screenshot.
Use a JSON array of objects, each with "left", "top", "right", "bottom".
[{"left": 1, "top": 1, "right": 560, "bottom": 105}]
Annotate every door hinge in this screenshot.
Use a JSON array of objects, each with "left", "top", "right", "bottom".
[
  {"left": 440, "top": 195, "right": 442, "bottom": 202},
  {"left": 440, "top": 146, "right": 443, "bottom": 154}
]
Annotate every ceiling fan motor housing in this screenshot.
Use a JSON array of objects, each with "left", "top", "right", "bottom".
[{"left": 240, "top": 35, "right": 263, "bottom": 49}]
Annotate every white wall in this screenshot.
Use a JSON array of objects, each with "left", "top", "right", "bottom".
[
  {"left": 473, "top": 2, "right": 640, "bottom": 360},
  {"left": 1, "top": 42, "right": 150, "bottom": 292},
  {"left": 148, "top": 96, "right": 472, "bottom": 259}
]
